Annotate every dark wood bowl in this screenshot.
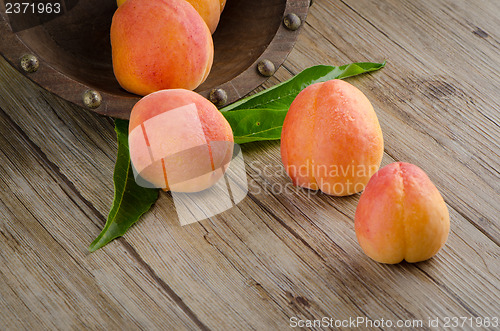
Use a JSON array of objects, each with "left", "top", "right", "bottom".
[{"left": 0, "top": 0, "right": 309, "bottom": 119}]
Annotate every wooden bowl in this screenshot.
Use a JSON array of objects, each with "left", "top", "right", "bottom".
[{"left": 0, "top": 0, "right": 309, "bottom": 119}]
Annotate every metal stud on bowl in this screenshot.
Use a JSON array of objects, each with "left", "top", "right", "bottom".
[
  {"left": 283, "top": 13, "right": 301, "bottom": 31},
  {"left": 257, "top": 59, "right": 276, "bottom": 77},
  {"left": 82, "top": 89, "right": 102, "bottom": 109},
  {"left": 209, "top": 88, "right": 228, "bottom": 108},
  {"left": 19, "top": 54, "right": 39, "bottom": 73}
]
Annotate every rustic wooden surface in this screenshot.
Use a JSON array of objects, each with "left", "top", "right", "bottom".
[{"left": 0, "top": 0, "right": 499, "bottom": 329}]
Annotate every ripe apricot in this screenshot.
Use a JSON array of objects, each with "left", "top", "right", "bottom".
[
  {"left": 280, "top": 79, "right": 384, "bottom": 196},
  {"left": 128, "top": 89, "right": 233, "bottom": 192},
  {"left": 355, "top": 162, "right": 450, "bottom": 263},
  {"left": 111, "top": 0, "right": 214, "bottom": 95},
  {"left": 117, "top": 0, "right": 221, "bottom": 33},
  {"left": 185, "top": 0, "right": 222, "bottom": 34}
]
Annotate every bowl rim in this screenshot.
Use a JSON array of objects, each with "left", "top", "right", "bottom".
[{"left": 0, "top": 0, "right": 310, "bottom": 119}]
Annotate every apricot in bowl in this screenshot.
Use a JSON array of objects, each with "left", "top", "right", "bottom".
[
  {"left": 185, "top": 0, "right": 223, "bottom": 33},
  {"left": 0, "top": 0, "right": 309, "bottom": 118},
  {"left": 111, "top": 0, "right": 214, "bottom": 96},
  {"left": 117, "top": 0, "right": 223, "bottom": 34}
]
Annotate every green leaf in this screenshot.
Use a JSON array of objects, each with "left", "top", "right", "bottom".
[
  {"left": 88, "top": 119, "right": 159, "bottom": 252},
  {"left": 222, "top": 108, "right": 288, "bottom": 144},
  {"left": 220, "top": 61, "right": 385, "bottom": 143},
  {"left": 222, "top": 62, "right": 385, "bottom": 112}
]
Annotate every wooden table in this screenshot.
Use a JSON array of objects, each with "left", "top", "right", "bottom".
[{"left": 1, "top": 0, "right": 499, "bottom": 329}]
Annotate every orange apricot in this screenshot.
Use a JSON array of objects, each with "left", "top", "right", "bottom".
[
  {"left": 129, "top": 89, "right": 233, "bottom": 192},
  {"left": 185, "top": 0, "right": 222, "bottom": 33},
  {"left": 281, "top": 79, "right": 384, "bottom": 196},
  {"left": 355, "top": 162, "right": 450, "bottom": 263},
  {"left": 111, "top": 0, "right": 214, "bottom": 95}
]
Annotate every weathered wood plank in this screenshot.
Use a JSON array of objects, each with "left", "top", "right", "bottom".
[
  {"left": 0, "top": 63, "right": 201, "bottom": 330},
  {"left": 239, "top": 140, "right": 499, "bottom": 316}
]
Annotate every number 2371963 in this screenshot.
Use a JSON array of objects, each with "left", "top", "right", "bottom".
[{"left": 5, "top": 2, "right": 61, "bottom": 14}]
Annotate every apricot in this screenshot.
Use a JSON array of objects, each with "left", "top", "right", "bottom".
[
  {"left": 111, "top": 0, "right": 214, "bottom": 96},
  {"left": 128, "top": 89, "right": 234, "bottom": 192},
  {"left": 355, "top": 162, "right": 450, "bottom": 264},
  {"left": 280, "top": 79, "right": 384, "bottom": 196},
  {"left": 116, "top": 0, "right": 220, "bottom": 33},
  {"left": 185, "top": 0, "right": 222, "bottom": 34}
]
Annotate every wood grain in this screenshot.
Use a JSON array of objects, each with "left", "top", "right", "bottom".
[
  {"left": 0, "top": 84, "right": 201, "bottom": 329},
  {"left": 0, "top": 0, "right": 499, "bottom": 329}
]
